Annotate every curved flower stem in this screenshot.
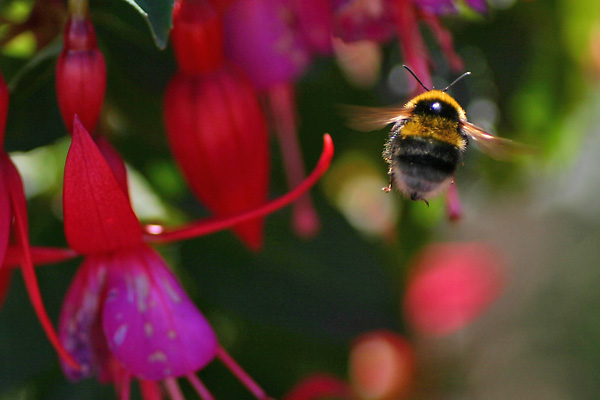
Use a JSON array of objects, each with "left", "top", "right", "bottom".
[
  {"left": 3, "top": 159, "right": 80, "bottom": 370},
  {"left": 217, "top": 346, "right": 269, "bottom": 400},
  {"left": 187, "top": 374, "right": 216, "bottom": 400},
  {"left": 146, "top": 134, "right": 333, "bottom": 244},
  {"left": 267, "top": 83, "right": 320, "bottom": 238}
]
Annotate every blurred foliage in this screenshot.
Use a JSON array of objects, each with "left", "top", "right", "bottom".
[{"left": 1, "top": 0, "right": 600, "bottom": 399}]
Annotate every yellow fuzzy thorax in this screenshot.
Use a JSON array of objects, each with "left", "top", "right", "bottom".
[
  {"left": 400, "top": 117, "right": 465, "bottom": 149},
  {"left": 405, "top": 90, "right": 467, "bottom": 120}
]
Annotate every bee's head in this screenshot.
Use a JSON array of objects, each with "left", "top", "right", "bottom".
[{"left": 413, "top": 97, "right": 460, "bottom": 122}]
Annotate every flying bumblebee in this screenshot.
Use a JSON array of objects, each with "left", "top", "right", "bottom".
[{"left": 344, "top": 66, "right": 530, "bottom": 204}]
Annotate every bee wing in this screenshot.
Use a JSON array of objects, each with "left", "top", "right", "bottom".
[
  {"left": 461, "top": 120, "right": 535, "bottom": 160},
  {"left": 339, "top": 104, "right": 414, "bottom": 132}
]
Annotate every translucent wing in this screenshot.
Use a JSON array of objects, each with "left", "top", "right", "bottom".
[
  {"left": 461, "top": 120, "right": 535, "bottom": 160},
  {"left": 339, "top": 104, "right": 414, "bottom": 132}
]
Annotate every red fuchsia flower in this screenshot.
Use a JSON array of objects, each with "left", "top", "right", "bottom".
[
  {"left": 165, "top": 0, "right": 270, "bottom": 250},
  {"left": 403, "top": 242, "right": 505, "bottom": 337},
  {"left": 55, "top": 2, "right": 106, "bottom": 135},
  {"left": 0, "top": 72, "right": 80, "bottom": 369},
  {"left": 60, "top": 117, "right": 329, "bottom": 399},
  {"left": 224, "top": 0, "right": 321, "bottom": 238},
  {"left": 282, "top": 331, "right": 415, "bottom": 400}
]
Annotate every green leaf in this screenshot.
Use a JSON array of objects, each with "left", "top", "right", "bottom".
[{"left": 122, "top": 0, "right": 175, "bottom": 49}]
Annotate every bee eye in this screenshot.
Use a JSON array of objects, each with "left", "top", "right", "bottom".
[{"left": 431, "top": 102, "right": 442, "bottom": 114}]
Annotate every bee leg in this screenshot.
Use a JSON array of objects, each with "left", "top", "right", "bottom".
[{"left": 382, "top": 168, "right": 394, "bottom": 193}]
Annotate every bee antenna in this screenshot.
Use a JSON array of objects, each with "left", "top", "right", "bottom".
[
  {"left": 403, "top": 65, "right": 430, "bottom": 92},
  {"left": 443, "top": 71, "right": 471, "bottom": 92}
]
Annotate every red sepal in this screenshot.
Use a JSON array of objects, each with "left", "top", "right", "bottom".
[
  {"left": 63, "top": 117, "right": 142, "bottom": 254},
  {"left": 1, "top": 154, "right": 80, "bottom": 369}
]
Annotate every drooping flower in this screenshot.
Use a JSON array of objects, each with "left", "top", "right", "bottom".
[
  {"left": 224, "top": 0, "right": 321, "bottom": 238},
  {"left": 165, "top": 0, "right": 270, "bottom": 250},
  {"left": 0, "top": 71, "right": 79, "bottom": 369},
  {"left": 55, "top": 4, "right": 106, "bottom": 134},
  {"left": 58, "top": 117, "right": 333, "bottom": 398},
  {"left": 403, "top": 242, "right": 505, "bottom": 336}
]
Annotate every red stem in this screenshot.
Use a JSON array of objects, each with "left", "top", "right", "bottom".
[
  {"left": 146, "top": 134, "right": 333, "bottom": 244},
  {"left": 391, "top": 0, "right": 432, "bottom": 92},
  {"left": 217, "top": 346, "right": 269, "bottom": 400},
  {"left": 266, "top": 83, "right": 320, "bottom": 238}
]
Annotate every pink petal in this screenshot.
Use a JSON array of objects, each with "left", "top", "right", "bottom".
[
  {"left": 63, "top": 117, "right": 143, "bottom": 253},
  {"left": 59, "top": 255, "right": 109, "bottom": 380},
  {"left": 102, "top": 244, "right": 218, "bottom": 380}
]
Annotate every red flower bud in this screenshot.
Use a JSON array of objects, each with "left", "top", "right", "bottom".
[
  {"left": 56, "top": 15, "right": 106, "bottom": 134},
  {"left": 171, "top": 0, "right": 225, "bottom": 74},
  {"left": 164, "top": 67, "right": 270, "bottom": 250}
]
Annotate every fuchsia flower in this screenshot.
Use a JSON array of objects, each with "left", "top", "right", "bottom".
[
  {"left": 224, "top": 0, "right": 321, "bottom": 238},
  {"left": 165, "top": 0, "right": 270, "bottom": 250},
  {"left": 55, "top": 7, "right": 106, "bottom": 134},
  {"left": 0, "top": 72, "right": 79, "bottom": 368},
  {"left": 59, "top": 118, "right": 334, "bottom": 398},
  {"left": 403, "top": 242, "right": 505, "bottom": 336}
]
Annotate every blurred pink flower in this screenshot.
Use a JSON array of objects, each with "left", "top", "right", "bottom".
[{"left": 403, "top": 242, "right": 505, "bottom": 336}]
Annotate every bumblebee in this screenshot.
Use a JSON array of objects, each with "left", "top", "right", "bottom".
[{"left": 344, "top": 66, "right": 529, "bottom": 203}]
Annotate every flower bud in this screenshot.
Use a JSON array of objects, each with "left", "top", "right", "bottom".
[
  {"left": 56, "top": 15, "right": 106, "bottom": 134},
  {"left": 171, "top": 0, "right": 225, "bottom": 74},
  {"left": 164, "top": 67, "right": 269, "bottom": 249}
]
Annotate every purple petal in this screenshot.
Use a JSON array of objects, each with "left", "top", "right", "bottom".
[
  {"left": 59, "top": 256, "right": 109, "bottom": 380},
  {"left": 414, "top": 0, "right": 457, "bottom": 14},
  {"left": 465, "top": 0, "right": 487, "bottom": 13},
  {"left": 102, "top": 245, "right": 218, "bottom": 381},
  {"left": 332, "top": 0, "right": 396, "bottom": 43}
]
